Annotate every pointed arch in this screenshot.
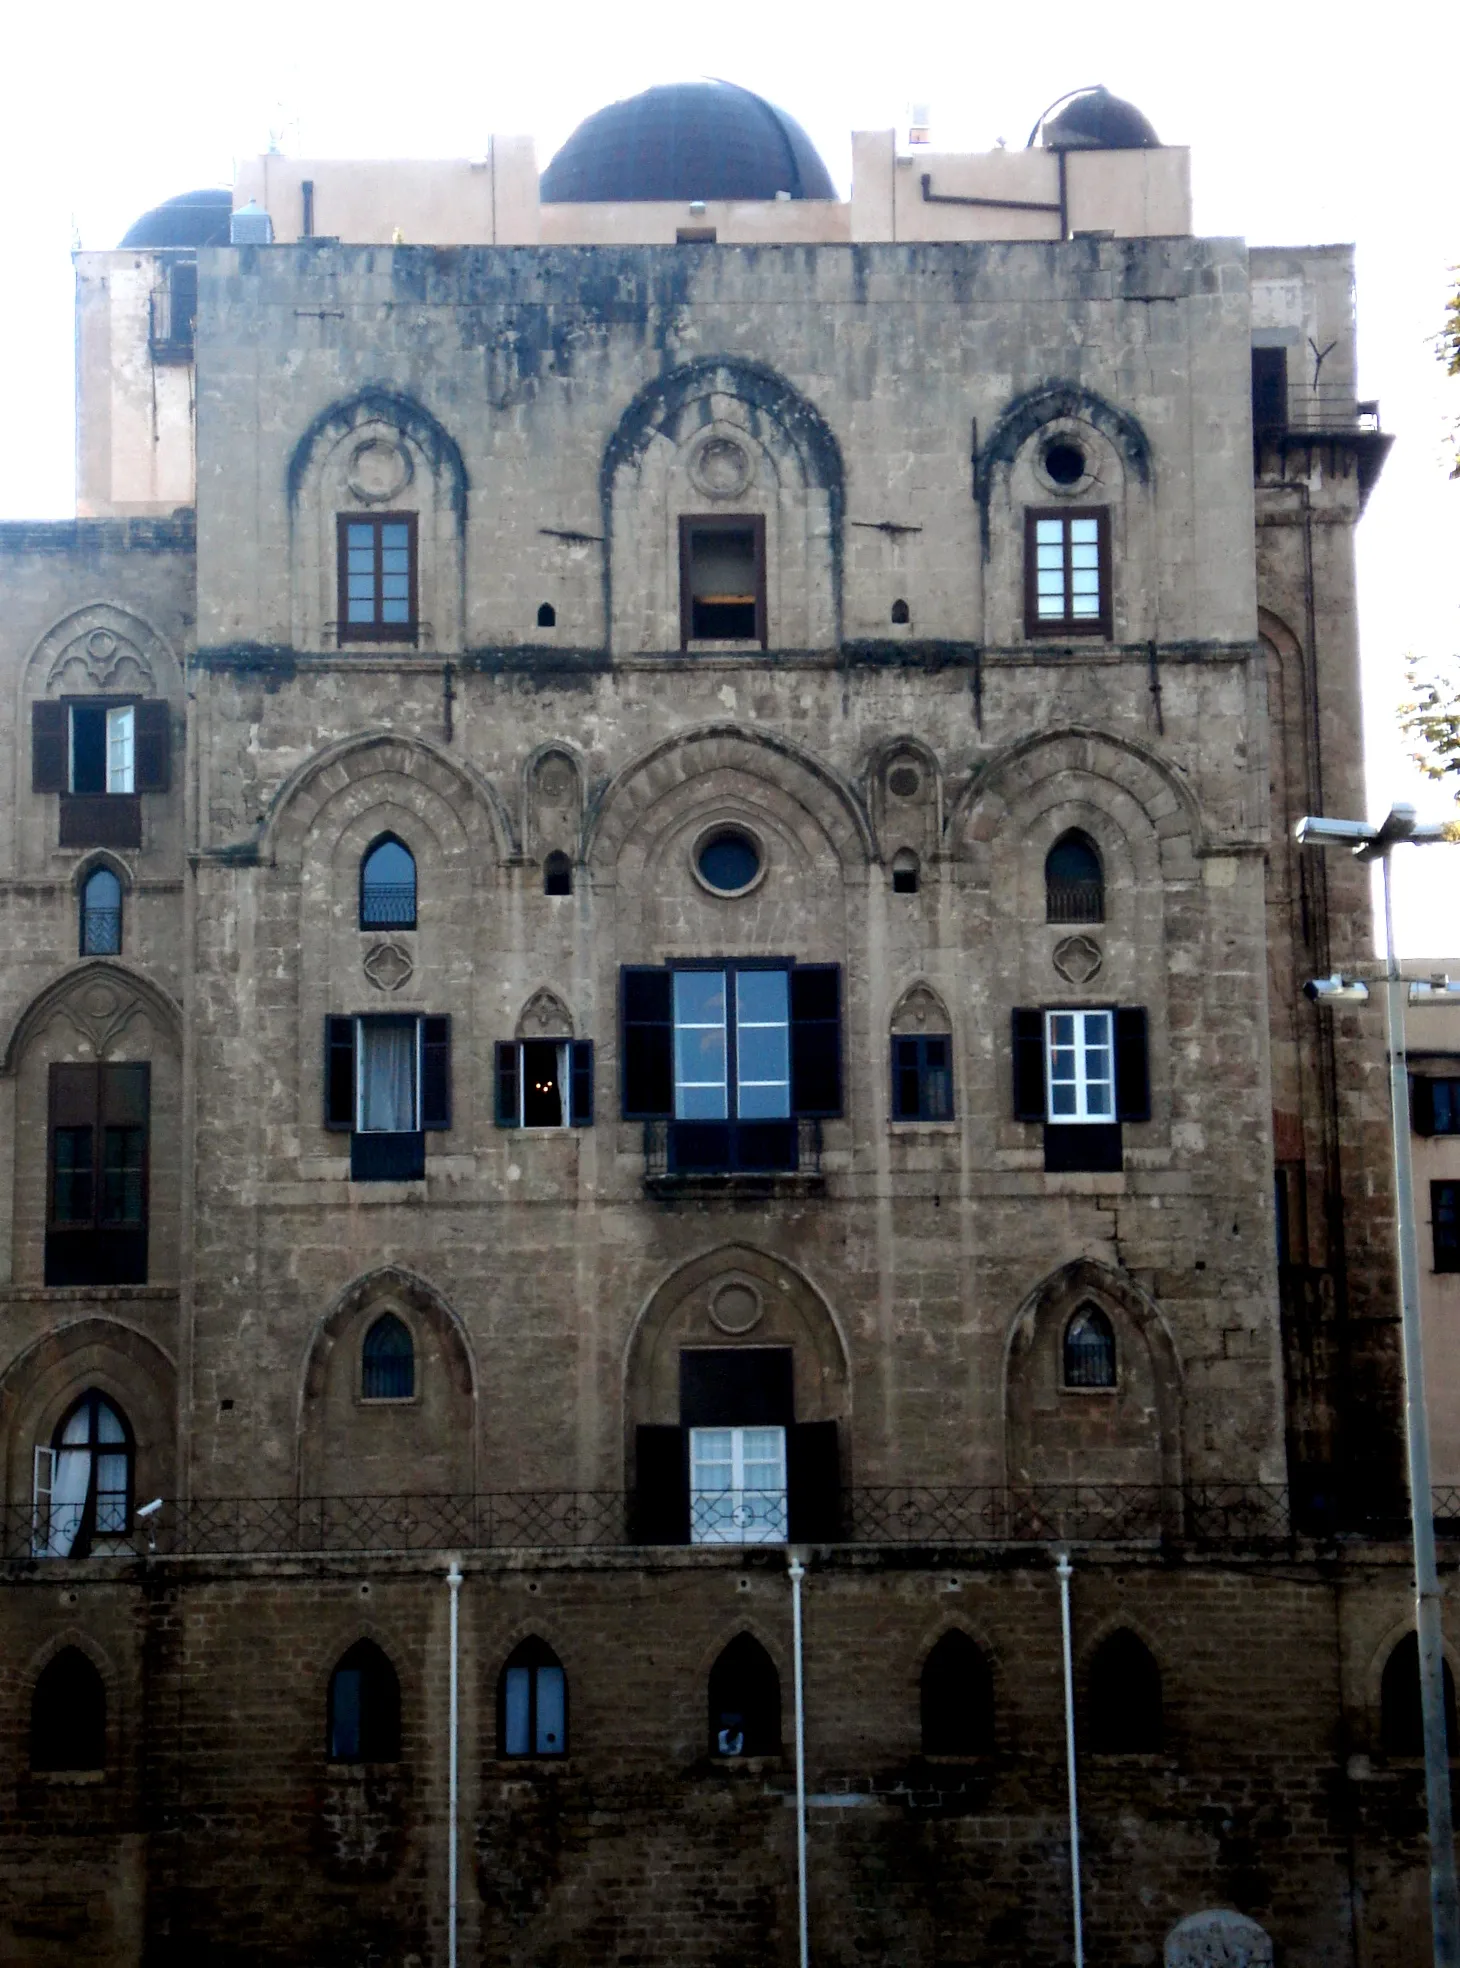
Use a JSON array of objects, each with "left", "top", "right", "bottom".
[
  {"left": 31, "top": 1644, "right": 108, "bottom": 1771},
  {"left": 889, "top": 980, "right": 952, "bottom": 1036},
  {"left": 515, "top": 988, "right": 574, "bottom": 1041},
  {"left": 920, "top": 1629, "right": 995, "bottom": 1756},
  {"left": 71, "top": 849, "right": 135, "bottom": 895},
  {"left": 975, "top": 381, "right": 1152, "bottom": 555},
  {"left": 326, "top": 1637, "right": 402, "bottom": 1763},
  {"left": 287, "top": 386, "right": 467, "bottom": 523},
  {"left": 1085, "top": 1627, "right": 1163, "bottom": 1753},
  {"left": 260, "top": 729, "right": 517, "bottom": 867},
  {"left": 708, "top": 1630, "right": 782, "bottom": 1757},
  {"left": 1, "top": 961, "right": 182, "bottom": 1073}
]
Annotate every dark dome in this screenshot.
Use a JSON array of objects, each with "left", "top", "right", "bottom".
[
  {"left": 1042, "top": 87, "right": 1160, "bottom": 150},
  {"left": 541, "top": 81, "right": 835, "bottom": 204},
  {"left": 119, "top": 189, "right": 233, "bottom": 249}
]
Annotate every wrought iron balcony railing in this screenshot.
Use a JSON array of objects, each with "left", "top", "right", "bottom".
[
  {"left": 1044, "top": 879, "right": 1104, "bottom": 925},
  {"left": 642, "top": 1116, "right": 823, "bottom": 1184},
  {"left": 1254, "top": 385, "right": 1383, "bottom": 436}
]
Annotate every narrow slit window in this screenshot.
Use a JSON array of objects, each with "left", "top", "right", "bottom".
[
  {"left": 80, "top": 867, "right": 123, "bottom": 955},
  {"left": 327, "top": 1641, "right": 401, "bottom": 1763},
  {"left": 499, "top": 1639, "right": 567, "bottom": 1758},
  {"left": 361, "top": 1312, "right": 415, "bottom": 1399},
  {"left": 337, "top": 514, "right": 418, "bottom": 642},
  {"left": 543, "top": 851, "right": 573, "bottom": 896},
  {"left": 30, "top": 1649, "right": 106, "bottom": 1771},
  {"left": 360, "top": 836, "right": 417, "bottom": 929},
  {"left": 680, "top": 515, "right": 765, "bottom": 647}
]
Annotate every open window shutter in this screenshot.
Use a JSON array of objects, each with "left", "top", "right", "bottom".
[
  {"left": 787, "top": 1421, "right": 841, "bottom": 1542},
  {"left": 891, "top": 1036, "right": 920, "bottom": 1121},
  {"left": 1114, "top": 1007, "right": 1151, "bottom": 1122},
  {"left": 133, "top": 701, "right": 171, "bottom": 793},
  {"left": 325, "top": 1017, "right": 355, "bottom": 1129},
  {"left": 570, "top": 1040, "right": 594, "bottom": 1126},
  {"left": 621, "top": 967, "right": 673, "bottom": 1118},
  {"left": 495, "top": 1042, "right": 520, "bottom": 1128},
  {"left": 790, "top": 965, "right": 842, "bottom": 1116},
  {"left": 633, "top": 1425, "right": 689, "bottom": 1544},
  {"left": 421, "top": 1016, "right": 451, "bottom": 1130},
  {"left": 32, "top": 702, "right": 67, "bottom": 793},
  {"left": 1412, "top": 1076, "right": 1437, "bottom": 1138},
  {"left": 1012, "top": 1009, "right": 1046, "bottom": 1121}
]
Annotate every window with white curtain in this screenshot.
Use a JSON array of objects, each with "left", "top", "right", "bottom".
[
  {"left": 32, "top": 1390, "right": 132, "bottom": 1558},
  {"left": 357, "top": 1019, "right": 418, "bottom": 1133},
  {"left": 689, "top": 1425, "right": 788, "bottom": 1545}
]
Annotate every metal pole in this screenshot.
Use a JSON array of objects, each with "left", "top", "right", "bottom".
[
  {"left": 1056, "top": 1552, "right": 1084, "bottom": 1968},
  {"left": 446, "top": 1558, "right": 462, "bottom": 1968},
  {"left": 788, "top": 1552, "right": 810, "bottom": 1968},
  {"left": 1380, "top": 855, "right": 1460, "bottom": 1964}
]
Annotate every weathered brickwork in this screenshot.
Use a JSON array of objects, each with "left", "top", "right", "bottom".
[{"left": 0, "top": 181, "right": 1429, "bottom": 1966}]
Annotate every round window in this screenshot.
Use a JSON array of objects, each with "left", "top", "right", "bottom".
[
  {"left": 1043, "top": 440, "right": 1087, "bottom": 486},
  {"left": 696, "top": 829, "right": 761, "bottom": 894}
]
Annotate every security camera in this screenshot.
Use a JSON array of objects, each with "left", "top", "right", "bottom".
[
  {"left": 135, "top": 1498, "right": 163, "bottom": 1519},
  {"left": 1303, "top": 974, "right": 1370, "bottom": 1005}
]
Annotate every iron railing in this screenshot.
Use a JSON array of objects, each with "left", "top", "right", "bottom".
[
  {"left": 642, "top": 1116, "right": 823, "bottom": 1183},
  {"left": 1044, "top": 879, "right": 1104, "bottom": 925},
  {"left": 1255, "top": 386, "right": 1383, "bottom": 436},
  {"left": 359, "top": 884, "right": 417, "bottom": 929},
  {"left": 148, "top": 279, "right": 196, "bottom": 361},
  {"left": 80, "top": 907, "right": 122, "bottom": 956}
]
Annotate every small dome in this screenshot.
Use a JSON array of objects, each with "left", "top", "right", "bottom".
[
  {"left": 119, "top": 189, "right": 233, "bottom": 250},
  {"left": 541, "top": 81, "right": 835, "bottom": 204},
  {"left": 1042, "top": 87, "right": 1160, "bottom": 150}
]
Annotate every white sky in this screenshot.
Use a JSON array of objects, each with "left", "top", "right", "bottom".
[{"left": 3, "top": 0, "right": 1456, "bottom": 954}]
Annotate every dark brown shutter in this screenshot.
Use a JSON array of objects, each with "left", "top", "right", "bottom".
[
  {"left": 632, "top": 1426, "right": 689, "bottom": 1544},
  {"left": 788, "top": 1421, "right": 841, "bottom": 1542},
  {"left": 133, "top": 701, "right": 171, "bottom": 793},
  {"left": 680, "top": 1348, "right": 794, "bottom": 1428},
  {"left": 1012, "top": 1009, "right": 1046, "bottom": 1120},
  {"left": 59, "top": 795, "right": 142, "bottom": 850},
  {"left": 421, "top": 1017, "right": 451, "bottom": 1130},
  {"left": 325, "top": 1018, "right": 354, "bottom": 1129},
  {"left": 495, "top": 1042, "right": 520, "bottom": 1127},
  {"left": 1114, "top": 1007, "right": 1151, "bottom": 1122},
  {"left": 790, "top": 965, "right": 842, "bottom": 1116},
  {"left": 32, "top": 702, "right": 68, "bottom": 793},
  {"left": 621, "top": 968, "right": 673, "bottom": 1118},
  {"left": 1044, "top": 1123, "right": 1123, "bottom": 1174},
  {"left": 1412, "top": 1076, "right": 1437, "bottom": 1138},
  {"left": 570, "top": 1040, "right": 594, "bottom": 1126}
]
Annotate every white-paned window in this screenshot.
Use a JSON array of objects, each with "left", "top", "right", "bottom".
[
  {"left": 734, "top": 969, "right": 790, "bottom": 1119},
  {"left": 105, "top": 706, "right": 135, "bottom": 792},
  {"left": 689, "top": 1425, "right": 788, "bottom": 1545},
  {"left": 1045, "top": 1009, "right": 1115, "bottom": 1123},
  {"left": 1027, "top": 508, "right": 1110, "bottom": 636},
  {"left": 673, "top": 970, "right": 729, "bottom": 1120}
]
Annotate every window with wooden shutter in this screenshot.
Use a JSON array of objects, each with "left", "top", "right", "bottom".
[
  {"left": 1011, "top": 1009, "right": 1046, "bottom": 1121},
  {"left": 1113, "top": 1007, "right": 1150, "bottom": 1122},
  {"left": 46, "top": 1063, "right": 149, "bottom": 1286},
  {"left": 325, "top": 1018, "right": 355, "bottom": 1129},
  {"left": 633, "top": 1425, "right": 690, "bottom": 1543},
  {"left": 31, "top": 703, "right": 67, "bottom": 793},
  {"left": 787, "top": 1420, "right": 841, "bottom": 1542},
  {"left": 570, "top": 1040, "right": 594, "bottom": 1126},
  {"left": 495, "top": 1041, "right": 521, "bottom": 1128},
  {"left": 789, "top": 965, "right": 841, "bottom": 1116},
  {"left": 133, "top": 701, "right": 171, "bottom": 793},
  {"left": 421, "top": 1016, "right": 451, "bottom": 1130},
  {"left": 621, "top": 968, "right": 673, "bottom": 1118}
]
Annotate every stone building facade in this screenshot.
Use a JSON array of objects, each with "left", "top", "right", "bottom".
[{"left": 0, "top": 82, "right": 1440, "bottom": 1968}]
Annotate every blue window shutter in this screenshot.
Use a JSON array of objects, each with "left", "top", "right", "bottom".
[
  {"left": 325, "top": 1018, "right": 354, "bottom": 1129},
  {"left": 495, "top": 1042, "right": 520, "bottom": 1128},
  {"left": 570, "top": 1040, "right": 594, "bottom": 1126},
  {"left": 1012, "top": 1009, "right": 1045, "bottom": 1121},
  {"left": 421, "top": 1017, "right": 451, "bottom": 1130}
]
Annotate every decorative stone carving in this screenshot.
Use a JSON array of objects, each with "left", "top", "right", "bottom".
[
  {"left": 47, "top": 625, "right": 156, "bottom": 693},
  {"left": 362, "top": 941, "right": 414, "bottom": 993},
  {"left": 890, "top": 983, "right": 949, "bottom": 1036},
  {"left": 1052, "top": 934, "right": 1103, "bottom": 985},
  {"left": 346, "top": 437, "right": 413, "bottom": 504},
  {"left": 689, "top": 434, "right": 753, "bottom": 501},
  {"left": 1164, "top": 1910, "right": 1273, "bottom": 1968},
  {"left": 709, "top": 1280, "right": 763, "bottom": 1336},
  {"left": 516, "top": 988, "right": 573, "bottom": 1040},
  {"left": 52, "top": 974, "right": 149, "bottom": 1056},
  {"left": 535, "top": 756, "right": 575, "bottom": 803}
]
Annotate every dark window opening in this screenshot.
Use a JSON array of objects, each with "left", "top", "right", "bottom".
[
  {"left": 46, "top": 1064, "right": 149, "bottom": 1286},
  {"left": 496, "top": 1038, "right": 593, "bottom": 1129},
  {"left": 1381, "top": 1632, "right": 1458, "bottom": 1758},
  {"left": 1025, "top": 507, "right": 1111, "bottom": 639},
  {"left": 1087, "top": 1630, "right": 1162, "bottom": 1754},
  {"left": 891, "top": 1033, "right": 954, "bottom": 1121},
  {"left": 1044, "top": 439, "right": 1087, "bottom": 486},
  {"left": 361, "top": 1312, "right": 415, "bottom": 1399},
  {"left": 499, "top": 1638, "right": 567, "bottom": 1758},
  {"left": 149, "top": 259, "right": 198, "bottom": 359},
  {"left": 1063, "top": 1304, "right": 1116, "bottom": 1388},
  {"left": 1414, "top": 1076, "right": 1460, "bottom": 1137},
  {"left": 677, "top": 225, "right": 718, "bottom": 244},
  {"left": 1435, "top": 1182, "right": 1460, "bottom": 1275},
  {"left": 337, "top": 513, "right": 418, "bottom": 643},
  {"left": 920, "top": 1632, "right": 995, "bottom": 1756},
  {"left": 709, "top": 1633, "right": 781, "bottom": 1757},
  {"left": 36, "top": 1390, "right": 134, "bottom": 1558},
  {"left": 324, "top": 1015, "right": 450, "bottom": 1180},
  {"left": 30, "top": 1649, "right": 106, "bottom": 1771},
  {"left": 891, "top": 849, "right": 920, "bottom": 894},
  {"left": 327, "top": 1640, "right": 401, "bottom": 1763},
  {"left": 680, "top": 514, "right": 766, "bottom": 647},
  {"left": 1045, "top": 830, "right": 1104, "bottom": 922},
  {"left": 80, "top": 867, "right": 123, "bottom": 956},
  {"left": 536, "top": 602, "right": 556, "bottom": 628},
  {"left": 890, "top": 598, "right": 911, "bottom": 625},
  {"left": 1252, "top": 346, "right": 1288, "bottom": 434},
  {"left": 697, "top": 829, "right": 761, "bottom": 894},
  {"left": 360, "top": 835, "right": 417, "bottom": 929},
  {"left": 543, "top": 850, "right": 573, "bottom": 896}
]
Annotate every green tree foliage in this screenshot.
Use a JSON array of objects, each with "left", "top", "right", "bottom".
[{"left": 1444, "top": 275, "right": 1460, "bottom": 480}]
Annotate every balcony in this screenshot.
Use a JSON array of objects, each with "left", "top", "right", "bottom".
[
  {"left": 1252, "top": 385, "right": 1393, "bottom": 509},
  {"left": 642, "top": 1117, "right": 823, "bottom": 1196},
  {"left": 148, "top": 280, "right": 196, "bottom": 364}
]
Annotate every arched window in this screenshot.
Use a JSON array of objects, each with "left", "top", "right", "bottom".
[
  {"left": 1045, "top": 830, "right": 1104, "bottom": 923},
  {"left": 327, "top": 1640, "right": 401, "bottom": 1763},
  {"left": 543, "top": 850, "right": 573, "bottom": 897},
  {"left": 536, "top": 602, "right": 556, "bottom": 628},
  {"left": 708, "top": 1633, "right": 781, "bottom": 1757},
  {"left": 498, "top": 1638, "right": 567, "bottom": 1758},
  {"left": 31, "top": 1648, "right": 106, "bottom": 1771},
  {"left": 39, "top": 1391, "right": 133, "bottom": 1557},
  {"left": 80, "top": 867, "right": 122, "bottom": 956},
  {"left": 891, "top": 848, "right": 919, "bottom": 895},
  {"left": 1381, "top": 1632, "right": 1458, "bottom": 1758},
  {"left": 361, "top": 1312, "right": 415, "bottom": 1400},
  {"left": 920, "top": 1631, "right": 995, "bottom": 1756},
  {"left": 1087, "top": 1630, "right": 1162, "bottom": 1753},
  {"left": 1063, "top": 1305, "right": 1116, "bottom": 1389},
  {"left": 359, "top": 835, "right": 417, "bottom": 930}
]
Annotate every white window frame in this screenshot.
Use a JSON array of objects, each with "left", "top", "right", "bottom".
[
  {"left": 354, "top": 1016, "right": 422, "bottom": 1134},
  {"left": 106, "top": 705, "right": 135, "bottom": 792},
  {"left": 689, "top": 1424, "right": 788, "bottom": 1546},
  {"left": 1044, "top": 1008, "right": 1115, "bottom": 1123},
  {"left": 512, "top": 1038, "right": 573, "bottom": 1128}
]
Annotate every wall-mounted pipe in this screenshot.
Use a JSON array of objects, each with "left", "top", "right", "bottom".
[
  {"left": 1056, "top": 1552, "right": 1084, "bottom": 1968},
  {"left": 446, "top": 1558, "right": 462, "bottom": 1968},
  {"left": 788, "top": 1551, "right": 809, "bottom": 1968}
]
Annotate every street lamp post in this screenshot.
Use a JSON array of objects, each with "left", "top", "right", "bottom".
[{"left": 1295, "top": 804, "right": 1457, "bottom": 1967}]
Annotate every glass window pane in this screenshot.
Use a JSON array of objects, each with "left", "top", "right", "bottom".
[
  {"left": 347, "top": 524, "right": 374, "bottom": 548},
  {"left": 1070, "top": 518, "right": 1100, "bottom": 543},
  {"left": 331, "top": 1670, "right": 362, "bottom": 1760},
  {"left": 381, "top": 524, "right": 409, "bottom": 549},
  {"left": 358, "top": 1022, "right": 417, "bottom": 1132},
  {"left": 54, "top": 1128, "right": 94, "bottom": 1222},
  {"left": 101, "top": 1128, "right": 144, "bottom": 1222},
  {"left": 535, "top": 1666, "right": 566, "bottom": 1754},
  {"left": 736, "top": 970, "right": 789, "bottom": 1119},
  {"left": 1035, "top": 520, "right": 1065, "bottom": 545},
  {"left": 674, "top": 972, "right": 727, "bottom": 1120},
  {"left": 96, "top": 1400, "right": 126, "bottom": 1444},
  {"left": 381, "top": 601, "right": 411, "bottom": 624},
  {"left": 504, "top": 1666, "right": 530, "bottom": 1756},
  {"left": 106, "top": 706, "right": 135, "bottom": 794}
]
